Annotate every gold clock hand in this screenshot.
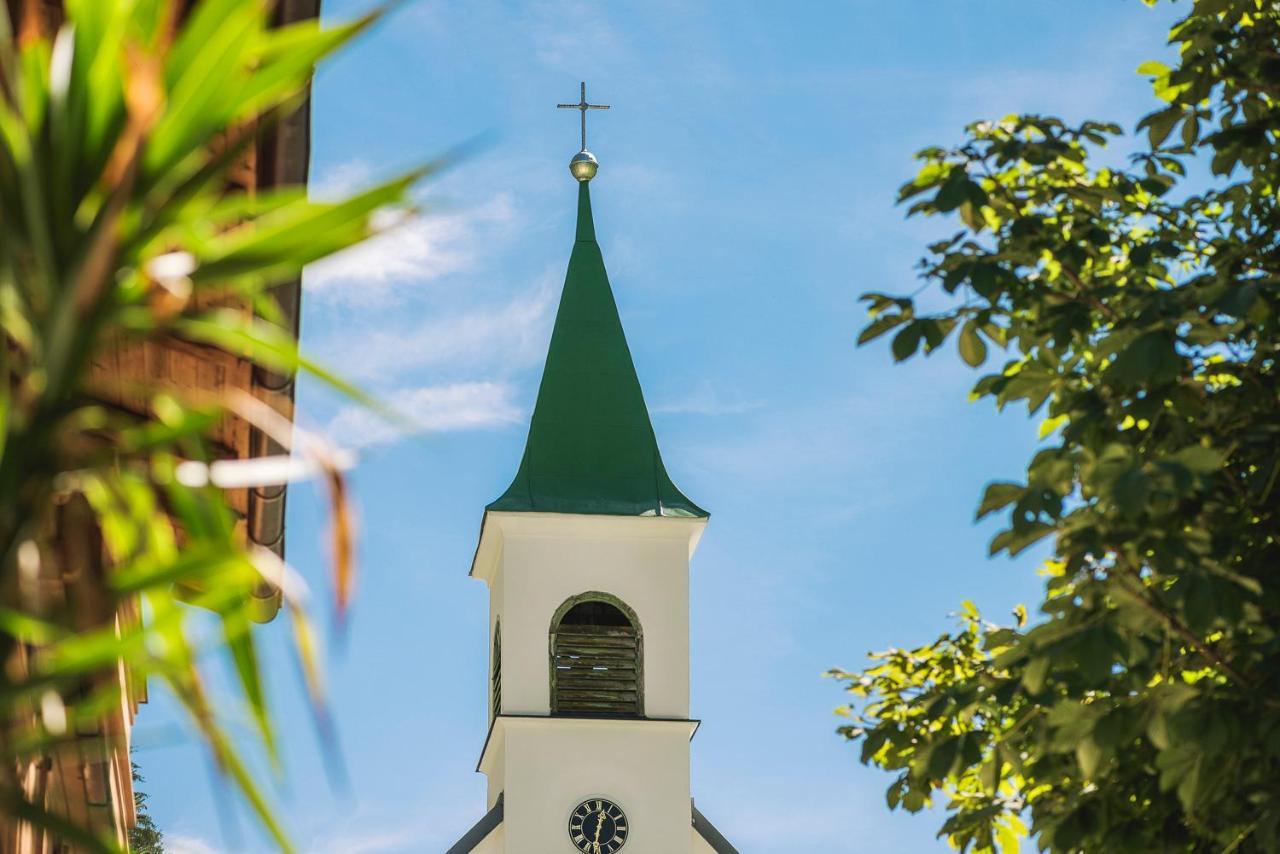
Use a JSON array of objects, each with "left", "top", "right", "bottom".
[{"left": 592, "top": 809, "right": 605, "bottom": 852}]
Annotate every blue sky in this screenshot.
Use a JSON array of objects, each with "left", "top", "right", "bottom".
[{"left": 141, "top": 2, "right": 1181, "bottom": 851}]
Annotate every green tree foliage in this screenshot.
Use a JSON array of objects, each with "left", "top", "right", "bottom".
[
  {"left": 128, "top": 765, "right": 163, "bottom": 854},
  {"left": 831, "top": 1, "right": 1280, "bottom": 851},
  {"left": 0, "top": 2, "right": 426, "bottom": 850}
]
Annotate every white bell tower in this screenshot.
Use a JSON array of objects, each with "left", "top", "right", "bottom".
[
  {"left": 446, "top": 86, "right": 736, "bottom": 854},
  {"left": 466, "top": 514, "right": 708, "bottom": 853}
]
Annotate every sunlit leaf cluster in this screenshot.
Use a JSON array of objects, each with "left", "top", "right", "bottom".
[{"left": 834, "top": 1, "right": 1280, "bottom": 851}]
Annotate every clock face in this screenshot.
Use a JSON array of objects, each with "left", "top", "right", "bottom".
[{"left": 568, "top": 798, "right": 629, "bottom": 853}]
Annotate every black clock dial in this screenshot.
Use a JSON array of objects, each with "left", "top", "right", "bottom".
[{"left": 568, "top": 798, "right": 629, "bottom": 853}]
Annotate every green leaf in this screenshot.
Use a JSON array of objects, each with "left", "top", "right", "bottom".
[
  {"left": 1147, "top": 709, "right": 1171, "bottom": 750},
  {"left": 981, "top": 745, "right": 1003, "bottom": 794},
  {"left": 235, "top": 12, "right": 379, "bottom": 120},
  {"left": 958, "top": 200, "right": 983, "bottom": 232},
  {"left": 1141, "top": 107, "right": 1181, "bottom": 148},
  {"left": 935, "top": 171, "right": 976, "bottom": 213},
  {"left": 0, "top": 608, "right": 66, "bottom": 645},
  {"left": 222, "top": 610, "right": 278, "bottom": 770},
  {"left": 977, "top": 482, "right": 1024, "bottom": 518},
  {"left": 1038, "top": 413, "right": 1067, "bottom": 439},
  {"left": 858, "top": 313, "right": 908, "bottom": 346},
  {"left": 1108, "top": 332, "right": 1182, "bottom": 386},
  {"left": 1169, "top": 445, "right": 1225, "bottom": 474},
  {"left": 191, "top": 167, "right": 426, "bottom": 283},
  {"left": 989, "top": 522, "right": 1052, "bottom": 557},
  {"left": 994, "top": 816, "right": 1024, "bottom": 853},
  {"left": 1211, "top": 147, "right": 1240, "bottom": 176},
  {"left": 958, "top": 321, "right": 987, "bottom": 367},
  {"left": 1112, "top": 469, "right": 1150, "bottom": 517},
  {"left": 891, "top": 322, "right": 924, "bottom": 362},
  {"left": 1076, "top": 736, "right": 1103, "bottom": 778},
  {"left": 925, "top": 736, "right": 961, "bottom": 780},
  {"left": 1022, "top": 655, "right": 1051, "bottom": 694},
  {"left": 175, "top": 312, "right": 370, "bottom": 406},
  {"left": 1157, "top": 745, "right": 1202, "bottom": 809},
  {"left": 1181, "top": 113, "right": 1200, "bottom": 147}
]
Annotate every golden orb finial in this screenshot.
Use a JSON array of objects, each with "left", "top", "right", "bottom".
[{"left": 570, "top": 149, "right": 599, "bottom": 182}]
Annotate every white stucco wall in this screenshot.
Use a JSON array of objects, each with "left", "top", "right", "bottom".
[{"left": 489, "top": 717, "right": 694, "bottom": 854}]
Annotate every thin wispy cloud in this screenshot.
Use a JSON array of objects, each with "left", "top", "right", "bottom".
[
  {"left": 165, "top": 835, "right": 225, "bottom": 854},
  {"left": 716, "top": 800, "right": 854, "bottom": 849},
  {"left": 525, "top": 0, "right": 626, "bottom": 71},
  {"left": 309, "top": 159, "right": 375, "bottom": 201},
  {"left": 307, "top": 825, "right": 433, "bottom": 854},
  {"left": 300, "top": 788, "right": 489, "bottom": 854},
  {"left": 298, "top": 160, "right": 552, "bottom": 451},
  {"left": 326, "top": 382, "right": 521, "bottom": 450},
  {"left": 686, "top": 357, "right": 974, "bottom": 489},
  {"left": 166, "top": 818, "right": 458, "bottom": 854},
  {"left": 305, "top": 194, "right": 515, "bottom": 306},
  {"left": 653, "top": 382, "right": 763, "bottom": 417},
  {"left": 314, "top": 276, "right": 556, "bottom": 382}
]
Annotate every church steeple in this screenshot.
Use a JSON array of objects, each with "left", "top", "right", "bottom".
[
  {"left": 452, "top": 87, "right": 738, "bottom": 854},
  {"left": 487, "top": 180, "right": 706, "bottom": 518}
]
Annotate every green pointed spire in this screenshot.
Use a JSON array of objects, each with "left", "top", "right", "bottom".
[{"left": 488, "top": 183, "right": 706, "bottom": 518}]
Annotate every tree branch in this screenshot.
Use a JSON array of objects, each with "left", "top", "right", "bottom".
[{"left": 1112, "top": 565, "right": 1253, "bottom": 689}]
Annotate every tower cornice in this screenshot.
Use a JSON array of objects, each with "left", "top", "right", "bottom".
[
  {"left": 470, "top": 510, "right": 708, "bottom": 582},
  {"left": 477, "top": 714, "right": 701, "bottom": 776}
]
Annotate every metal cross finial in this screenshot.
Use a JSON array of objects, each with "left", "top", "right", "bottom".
[{"left": 557, "top": 81, "right": 610, "bottom": 151}]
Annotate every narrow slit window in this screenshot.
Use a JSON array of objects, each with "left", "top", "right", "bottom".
[
  {"left": 491, "top": 622, "right": 501, "bottom": 721},
  {"left": 550, "top": 595, "right": 642, "bottom": 717}
]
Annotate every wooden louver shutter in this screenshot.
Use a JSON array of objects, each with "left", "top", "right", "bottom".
[{"left": 552, "top": 623, "right": 641, "bottom": 716}]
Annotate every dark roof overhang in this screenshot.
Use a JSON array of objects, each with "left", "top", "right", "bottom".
[
  {"left": 692, "top": 801, "right": 739, "bottom": 853},
  {"left": 445, "top": 793, "right": 504, "bottom": 854}
]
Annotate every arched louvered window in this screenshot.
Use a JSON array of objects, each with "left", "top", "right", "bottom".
[
  {"left": 550, "top": 593, "right": 643, "bottom": 717},
  {"left": 491, "top": 622, "right": 501, "bottom": 721}
]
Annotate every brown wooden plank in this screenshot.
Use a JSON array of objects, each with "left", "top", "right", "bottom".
[
  {"left": 554, "top": 630, "right": 637, "bottom": 645},
  {"left": 553, "top": 642, "right": 638, "bottom": 656},
  {"left": 554, "top": 658, "right": 637, "bottom": 672},
  {"left": 557, "top": 678, "right": 636, "bottom": 688},
  {"left": 557, "top": 678, "right": 637, "bottom": 693},
  {"left": 554, "top": 634, "right": 636, "bottom": 646},
  {"left": 553, "top": 645, "right": 637, "bottom": 660},
  {"left": 558, "top": 701, "right": 639, "bottom": 711},
  {"left": 556, "top": 662, "right": 637, "bottom": 674},
  {"left": 556, "top": 665, "right": 637, "bottom": 676},
  {"left": 557, "top": 695, "right": 637, "bottom": 703},
  {"left": 554, "top": 626, "right": 636, "bottom": 639},
  {"left": 554, "top": 645, "right": 636, "bottom": 657}
]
